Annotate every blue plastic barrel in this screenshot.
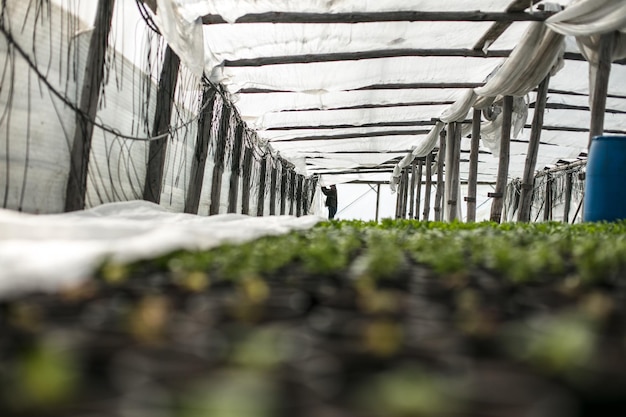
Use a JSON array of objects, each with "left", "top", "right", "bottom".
[{"left": 584, "top": 135, "right": 626, "bottom": 222}]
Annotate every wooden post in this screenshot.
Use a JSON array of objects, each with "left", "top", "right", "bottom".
[
  {"left": 544, "top": 173, "right": 553, "bottom": 221},
  {"left": 143, "top": 46, "right": 181, "bottom": 204},
  {"left": 563, "top": 171, "right": 573, "bottom": 223},
  {"left": 296, "top": 176, "right": 304, "bottom": 217},
  {"left": 65, "top": 0, "right": 116, "bottom": 211},
  {"left": 302, "top": 178, "right": 309, "bottom": 215},
  {"left": 256, "top": 157, "right": 268, "bottom": 216},
  {"left": 269, "top": 163, "right": 278, "bottom": 215},
  {"left": 423, "top": 152, "right": 433, "bottom": 220},
  {"left": 589, "top": 33, "right": 614, "bottom": 146},
  {"left": 490, "top": 96, "right": 513, "bottom": 223},
  {"left": 289, "top": 171, "right": 297, "bottom": 215},
  {"left": 375, "top": 184, "right": 381, "bottom": 222},
  {"left": 409, "top": 161, "right": 417, "bottom": 218},
  {"left": 466, "top": 109, "right": 481, "bottom": 222},
  {"left": 227, "top": 123, "right": 245, "bottom": 213},
  {"left": 280, "top": 167, "right": 288, "bottom": 215},
  {"left": 446, "top": 122, "right": 462, "bottom": 221},
  {"left": 241, "top": 147, "right": 253, "bottom": 215},
  {"left": 415, "top": 159, "right": 423, "bottom": 220},
  {"left": 518, "top": 75, "right": 550, "bottom": 222},
  {"left": 185, "top": 87, "right": 216, "bottom": 214},
  {"left": 434, "top": 130, "right": 446, "bottom": 221},
  {"left": 209, "top": 105, "right": 231, "bottom": 215},
  {"left": 402, "top": 169, "right": 410, "bottom": 218},
  {"left": 395, "top": 171, "right": 404, "bottom": 219}
]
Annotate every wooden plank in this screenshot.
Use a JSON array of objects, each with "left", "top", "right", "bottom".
[
  {"left": 434, "top": 131, "right": 446, "bottom": 221},
  {"left": 241, "top": 147, "right": 254, "bottom": 215},
  {"left": 224, "top": 49, "right": 510, "bottom": 67},
  {"left": 563, "top": 171, "right": 573, "bottom": 223},
  {"left": 184, "top": 87, "right": 217, "bottom": 214},
  {"left": 518, "top": 75, "right": 550, "bottom": 222},
  {"left": 143, "top": 46, "right": 181, "bottom": 204},
  {"left": 256, "top": 157, "right": 268, "bottom": 216},
  {"left": 65, "top": 0, "right": 116, "bottom": 211},
  {"left": 467, "top": 109, "right": 481, "bottom": 222},
  {"left": 490, "top": 96, "right": 513, "bottom": 223},
  {"left": 209, "top": 105, "right": 232, "bottom": 215},
  {"left": 227, "top": 123, "right": 245, "bottom": 213},
  {"left": 422, "top": 152, "right": 433, "bottom": 220},
  {"left": 589, "top": 33, "right": 615, "bottom": 146},
  {"left": 202, "top": 10, "right": 554, "bottom": 25},
  {"left": 415, "top": 159, "right": 423, "bottom": 220}
]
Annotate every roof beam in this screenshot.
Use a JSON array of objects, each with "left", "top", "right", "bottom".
[
  {"left": 473, "top": 0, "right": 543, "bottom": 51},
  {"left": 530, "top": 102, "right": 626, "bottom": 115},
  {"left": 202, "top": 11, "right": 555, "bottom": 25},
  {"left": 223, "top": 49, "right": 510, "bottom": 67},
  {"left": 266, "top": 120, "right": 437, "bottom": 131},
  {"left": 270, "top": 129, "right": 433, "bottom": 142},
  {"left": 278, "top": 101, "right": 455, "bottom": 113},
  {"left": 525, "top": 125, "right": 626, "bottom": 134},
  {"left": 238, "top": 82, "right": 484, "bottom": 94}
]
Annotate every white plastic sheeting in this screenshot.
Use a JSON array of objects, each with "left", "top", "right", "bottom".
[{"left": 0, "top": 201, "right": 321, "bottom": 297}]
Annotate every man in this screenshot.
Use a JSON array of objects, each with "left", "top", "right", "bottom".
[{"left": 321, "top": 184, "right": 338, "bottom": 219}]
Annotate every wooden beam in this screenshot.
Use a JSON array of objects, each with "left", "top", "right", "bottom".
[
  {"left": 544, "top": 173, "right": 553, "bottom": 221},
  {"left": 65, "top": 0, "right": 116, "bottom": 211},
  {"left": 241, "top": 147, "right": 254, "bottom": 215},
  {"left": 490, "top": 96, "right": 513, "bottom": 223},
  {"left": 227, "top": 123, "right": 245, "bottom": 213},
  {"left": 409, "top": 161, "right": 417, "bottom": 218},
  {"left": 519, "top": 75, "right": 550, "bottom": 222},
  {"left": 446, "top": 123, "right": 462, "bottom": 221},
  {"left": 563, "top": 171, "right": 573, "bottom": 223},
  {"left": 589, "top": 33, "right": 615, "bottom": 146},
  {"left": 224, "top": 49, "right": 510, "bottom": 67},
  {"left": 434, "top": 131, "right": 446, "bottom": 221},
  {"left": 279, "top": 101, "right": 455, "bottom": 113},
  {"left": 239, "top": 82, "right": 484, "bottom": 94},
  {"left": 415, "top": 159, "right": 423, "bottom": 220},
  {"left": 185, "top": 87, "right": 217, "bottom": 214},
  {"left": 422, "top": 152, "right": 433, "bottom": 220},
  {"left": 270, "top": 163, "right": 278, "bottom": 215},
  {"left": 256, "top": 157, "right": 268, "bottom": 216},
  {"left": 280, "top": 167, "right": 288, "bottom": 214},
  {"left": 209, "top": 105, "right": 232, "bottom": 215},
  {"left": 473, "top": 0, "right": 542, "bottom": 51},
  {"left": 273, "top": 130, "right": 432, "bottom": 142},
  {"left": 143, "top": 46, "right": 181, "bottom": 204},
  {"left": 266, "top": 120, "right": 438, "bottom": 131},
  {"left": 296, "top": 175, "right": 304, "bottom": 217},
  {"left": 402, "top": 169, "right": 410, "bottom": 218},
  {"left": 202, "top": 10, "right": 554, "bottom": 25},
  {"left": 289, "top": 171, "right": 297, "bottom": 215},
  {"left": 466, "top": 109, "right": 481, "bottom": 222},
  {"left": 302, "top": 178, "right": 309, "bottom": 215},
  {"left": 530, "top": 102, "right": 626, "bottom": 115}
]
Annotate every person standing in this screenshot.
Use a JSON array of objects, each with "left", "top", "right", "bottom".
[{"left": 321, "top": 185, "right": 338, "bottom": 219}]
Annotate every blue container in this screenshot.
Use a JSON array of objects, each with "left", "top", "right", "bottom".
[{"left": 584, "top": 135, "right": 626, "bottom": 222}]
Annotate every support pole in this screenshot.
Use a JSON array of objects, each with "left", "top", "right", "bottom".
[
  {"left": 209, "top": 105, "right": 231, "bottom": 215},
  {"left": 446, "top": 122, "right": 462, "bottom": 221},
  {"left": 490, "top": 96, "right": 513, "bottom": 223},
  {"left": 466, "top": 109, "right": 481, "bottom": 222},
  {"left": 589, "top": 33, "right": 614, "bottom": 146},
  {"left": 375, "top": 184, "right": 381, "bottom": 222},
  {"left": 563, "top": 171, "right": 573, "bottom": 223},
  {"left": 289, "top": 171, "right": 297, "bottom": 215},
  {"left": 185, "top": 87, "right": 216, "bottom": 214},
  {"left": 256, "top": 157, "right": 268, "bottom": 216},
  {"left": 409, "top": 161, "right": 417, "bottom": 218},
  {"left": 544, "top": 173, "right": 553, "bottom": 221},
  {"left": 415, "top": 159, "right": 423, "bottom": 220},
  {"left": 434, "top": 130, "right": 446, "bottom": 221},
  {"left": 143, "top": 46, "right": 181, "bottom": 204},
  {"left": 227, "top": 124, "right": 244, "bottom": 213},
  {"left": 518, "top": 75, "right": 550, "bottom": 222},
  {"left": 65, "top": 0, "right": 116, "bottom": 211},
  {"left": 269, "top": 163, "right": 278, "bottom": 215},
  {"left": 280, "top": 167, "right": 288, "bottom": 215},
  {"left": 402, "top": 169, "right": 410, "bottom": 218},
  {"left": 302, "top": 178, "right": 309, "bottom": 215},
  {"left": 241, "top": 147, "right": 253, "bottom": 215},
  {"left": 423, "top": 152, "right": 433, "bottom": 220},
  {"left": 296, "top": 176, "right": 304, "bottom": 217},
  {"left": 395, "top": 171, "right": 404, "bottom": 219}
]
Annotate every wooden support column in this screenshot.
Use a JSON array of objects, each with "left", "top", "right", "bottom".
[
  {"left": 563, "top": 171, "right": 573, "bottom": 223},
  {"left": 296, "top": 176, "right": 304, "bottom": 217},
  {"left": 227, "top": 124, "right": 245, "bottom": 213},
  {"left": 302, "top": 178, "right": 309, "bottom": 215},
  {"left": 589, "top": 33, "right": 615, "bottom": 146},
  {"left": 446, "top": 122, "right": 462, "bottom": 221},
  {"left": 289, "top": 171, "right": 297, "bottom": 215},
  {"left": 209, "top": 105, "right": 231, "bottom": 215},
  {"left": 466, "top": 109, "right": 481, "bottom": 222},
  {"left": 65, "top": 0, "right": 116, "bottom": 211},
  {"left": 409, "top": 161, "right": 417, "bottom": 218},
  {"left": 518, "top": 75, "right": 550, "bottom": 222},
  {"left": 143, "top": 46, "right": 181, "bottom": 204},
  {"left": 256, "top": 157, "right": 268, "bottom": 216},
  {"left": 241, "top": 147, "right": 253, "bottom": 215},
  {"left": 402, "top": 169, "right": 410, "bottom": 218},
  {"left": 395, "top": 172, "right": 404, "bottom": 219},
  {"left": 185, "top": 87, "right": 217, "bottom": 214},
  {"left": 280, "top": 167, "right": 288, "bottom": 215},
  {"left": 544, "top": 173, "right": 553, "bottom": 221},
  {"left": 490, "top": 96, "right": 513, "bottom": 223},
  {"left": 375, "top": 184, "right": 381, "bottom": 222},
  {"left": 415, "top": 159, "right": 423, "bottom": 220},
  {"left": 423, "top": 152, "right": 433, "bottom": 220},
  {"left": 434, "top": 130, "right": 446, "bottom": 221},
  {"left": 269, "top": 163, "right": 278, "bottom": 215}
]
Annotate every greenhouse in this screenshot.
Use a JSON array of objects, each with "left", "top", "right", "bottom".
[{"left": 1, "top": 0, "right": 626, "bottom": 416}]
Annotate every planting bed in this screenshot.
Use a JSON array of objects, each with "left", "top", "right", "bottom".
[{"left": 2, "top": 220, "right": 626, "bottom": 417}]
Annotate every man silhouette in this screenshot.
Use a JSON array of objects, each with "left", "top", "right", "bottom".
[{"left": 321, "top": 185, "right": 338, "bottom": 219}]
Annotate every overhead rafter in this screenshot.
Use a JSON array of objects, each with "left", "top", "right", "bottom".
[
  {"left": 473, "top": 0, "right": 543, "bottom": 51},
  {"left": 265, "top": 120, "right": 438, "bottom": 131},
  {"left": 238, "top": 82, "right": 484, "bottom": 94},
  {"left": 202, "top": 10, "right": 555, "bottom": 25},
  {"left": 269, "top": 129, "right": 433, "bottom": 142},
  {"left": 277, "top": 101, "right": 456, "bottom": 113}
]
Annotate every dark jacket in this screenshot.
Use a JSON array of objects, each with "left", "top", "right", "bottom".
[{"left": 321, "top": 186, "right": 337, "bottom": 208}]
